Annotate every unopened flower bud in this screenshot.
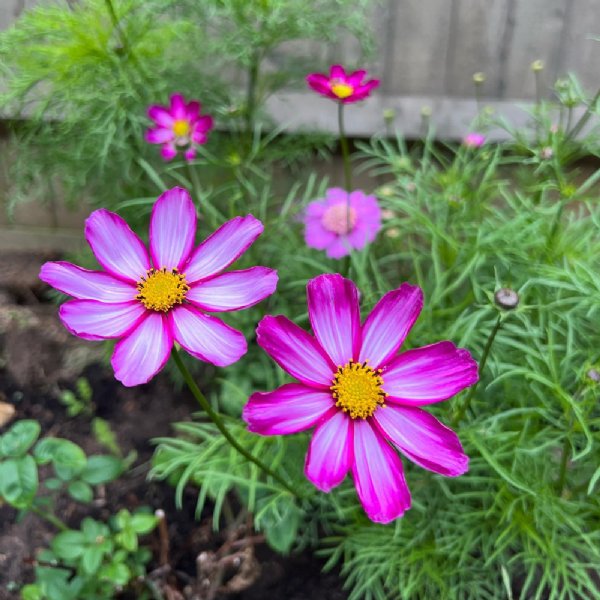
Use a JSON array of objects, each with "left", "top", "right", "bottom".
[
  {"left": 494, "top": 288, "right": 519, "bottom": 310},
  {"left": 587, "top": 368, "right": 600, "bottom": 383},
  {"left": 383, "top": 108, "right": 396, "bottom": 122},
  {"left": 531, "top": 60, "right": 544, "bottom": 72},
  {"left": 420, "top": 105, "right": 432, "bottom": 118},
  {"left": 386, "top": 227, "right": 400, "bottom": 239},
  {"left": 540, "top": 146, "right": 553, "bottom": 160},
  {"left": 381, "top": 209, "right": 395, "bottom": 220},
  {"left": 473, "top": 72, "right": 486, "bottom": 84}
]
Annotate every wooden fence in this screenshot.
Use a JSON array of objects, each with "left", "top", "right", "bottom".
[{"left": 1, "top": 0, "right": 600, "bottom": 139}]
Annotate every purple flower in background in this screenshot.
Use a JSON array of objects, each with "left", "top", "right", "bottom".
[
  {"left": 306, "top": 65, "right": 380, "bottom": 104},
  {"left": 304, "top": 188, "right": 382, "bottom": 259},
  {"left": 146, "top": 93, "right": 214, "bottom": 161},
  {"left": 243, "top": 274, "right": 478, "bottom": 523},
  {"left": 39, "top": 188, "right": 277, "bottom": 387},
  {"left": 463, "top": 133, "right": 486, "bottom": 148}
]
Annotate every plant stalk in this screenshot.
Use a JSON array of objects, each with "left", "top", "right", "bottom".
[
  {"left": 171, "top": 348, "right": 299, "bottom": 498},
  {"left": 245, "top": 51, "right": 261, "bottom": 138},
  {"left": 567, "top": 86, "right": 600, "bottom": 140},
  {"left": 104, "top": 0, "right": 129, "bottom": 54},
  {"left": 31, "top": 506, "right": 68, "bottom": 531},
  {"left": 337, "top": 102, "right": 353, "bottom": 193},
  {"left": 453, "top": 314, "right": 502, "bottom": 424}
]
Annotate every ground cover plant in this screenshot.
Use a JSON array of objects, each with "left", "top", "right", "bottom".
[{"left": 1, "top": 1, "right": 600, "bottom": 599}]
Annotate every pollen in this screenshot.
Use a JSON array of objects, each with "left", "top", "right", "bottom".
[
  {"left": 136, "top": 267, "right": 189, "bottom": 312},
  {"left": 331, "top": 360, "right": 387, "bottom": 419},
  {"left": 330, "top": 81, "right": 354, "bottom": 99},
  {"left": 172, "top": 119, "right": 190, "bottom": 137}
]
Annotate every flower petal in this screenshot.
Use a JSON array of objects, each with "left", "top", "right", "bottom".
[
  {"left": 193, "top": 115, "right": 214, "bottom": 135},
  {"left": 145, "top": 127, "right": 174, "bottom": 144},
  {"left": 186, "top": 100, "right": 200, "bottom": 121},
  {"left": 184, "top": 147, "right": 197, "bottom": 161},
  {"left": 111, "top": 312, "right": 173, "bottom": 387},
  {"left": 169, "top": 93, "right": 187, "bottom": 120},
  {"left": 169, "top": 305, "right": 247, "bottom": 367},
  {"left": 358, "top": 283, "right": 423, "bottom": 368},
  {"left": 161, "top": 143, "right": 177, "bottom": 161},
  {"left": 305, "top": 410, "right": 353, "bottom": 492},
  {"left": 382, "top": 341, "right": 478, "bottom": 405},
  {"left": 85, "top": 209, "right": 150, "bottom": 283},
  {"left": 307, "top": 274, "right": 360, "bottom": 366},
  {"left": 184, "top": 215, "right": 263, "bottom": 283},
  {"left": 149, "top": 187, "right": 197, "bottom": 270},
  {"left": 352, "top": 419, "right": 411, "bottom": 523},
  {"left": 187, "top": 267, "right": 277, "bottom": 312},
  {"left": 147, "top": 105, "right": 174, "bottom": 127},
  {"left": 330, "top": 64, "right": 346, "bottom": 80},
  {"left": 39, "top": 261, "right": 136, "bottom": 302},
  {"left": 306, "top": 73, "right": 332, "bottom": 95},
  {"left": 256, "top": 315, "right": 334, "bottom": 388},
  {"left": 59, "top": 300, "right": 146, "bottom": 340},
  {"left": 243, "top": 383, "right": 334, "bottom": 435},
  {"left": 374, "top": 405, "right": 469, "bottom": 477}
]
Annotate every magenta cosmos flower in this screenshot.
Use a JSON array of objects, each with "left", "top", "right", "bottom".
[
  {"left": 305, "top": 188, "right": 382, "bottom": 259},
  {"left": 463, "top": 132, "right": 486, "bottom": 148},
  {"left": 146, "top": 93, "right": 214, "bottom": 161},
  {"left": 39, "top": 187, "right": 277, "bottom": 387},
  {"left": 243, "top": 274, "right": 478, "bottom": 523},
  {"left": 306, "top": 65, "right": 380, "bottom": 103}
]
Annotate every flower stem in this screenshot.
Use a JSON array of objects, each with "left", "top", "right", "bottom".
[
  {"left": 453, "top": 314, "right": 502, "bottom": 424},
  {"left": 337, "top": 102, "right": 352, "bottom": 193},
  {"left": 171, "top": 348, "right": 299, "bottom": 498},
  {"left": 556, "top": 432, "right": 571, "bottom": 494},
  {"left": 245, "top": 51, "right": 261, "bottom": 140},
  {"left": 31, "top": 506, "right": 68, "bottom": 531},
  {"left": 567, "top": 86, "right": 600, "bottom": 140},
  {"left": 104, "top": 0, "right": 129, "bottom": 54}
]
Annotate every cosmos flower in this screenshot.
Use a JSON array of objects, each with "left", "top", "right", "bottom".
[
  {"left": 243, "top": 274, "right": 478, "bottom": 523},
  {"left": 304, "top": 188, "right": 382, "bottom": 259},
  {"left": 463, "top": 133, "right": 486, "bottom": 148},
  {"left": 146, "top": 93, "right": 214, "bottom": 161},
  {"left": 306, "top": 65, "right": 380, "bottom": 104},
  {"left": 39, "top": 188, "right": 277, "bottom": 387}
]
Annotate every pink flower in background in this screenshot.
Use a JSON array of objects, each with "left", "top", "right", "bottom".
[
  {"left": 243, "top": 274, "right": 478, "bottom": 523},
  {"left": 39, "top": 187, "right": 277, "bottom": 387},
  {"left": 304, "top": 188, "right": 382, "bottom": 259},
  {"left": 463, "top": 132, "right": 486, "bottom": 148},
  {"left": 146, "top": 94, "right": 214, "bottom": 161},
  {"left": 306, "top": 65, "right": 380, "bottom": 104}
]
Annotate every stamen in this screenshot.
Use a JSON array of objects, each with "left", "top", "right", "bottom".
[
  {"left": 136, "top": 267, "right": 189, "bottom": 312},
  {"left": 330, "top": 360, "right": 387, "bottom": 419},
  {"left": 172, "top": 119, "right": 190, "bottom": 138},
  {"left": 330, "top": 81, "right": 354, "bottom": 99}
]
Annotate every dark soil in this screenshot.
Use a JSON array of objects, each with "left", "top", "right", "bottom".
[{"left": 0, "top": 251, "right": 346, "bottom": 600}]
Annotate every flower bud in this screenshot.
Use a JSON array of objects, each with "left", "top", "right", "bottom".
[
  {"left": 383, "top": 108, "right": 396, "bottom": 122},
  {"left": 587, "top": 368, "right": 600, "bottom": 383},
  {"left": 531, "top": 60, "right": 544, "bottom": 72},
  {"left": 420, "top": 105, "right": 432, "bottom": 118},
  {"left": 494, "top": 288, "right": 519, "bottom": 310},
  {"left": 473, "top": 72, "right": 486, "bottom": 84}
]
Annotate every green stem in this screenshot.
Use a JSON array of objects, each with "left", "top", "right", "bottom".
[
  {"left": 453, "top": 314, "right": 502, "bottom": 424},
  {"left": 557, "top": 432, "right": 571, "bottom": 494},
  {"left": 171, "top": 348, "right": 299, "bottom": 498},
  {"left": 31, "top": 506, "right": 68, "bottom": 531},
  {"left": 104, "top": 0, "right": 129, "bottom": 53},
  {"left": 545, "top": 196, "right": 567, "bottom": 256},
  {"left": 337, "top": 102, "right": 352, "bottom": 192},
  {"left": 567, "top": 86, "right": 600, "bottom": 140},
  {"left": 338, "top": 102, "right": 353, "bottom": 277},
  {"left": 245, "top": 52, "right": 261, "bottom": 139}
]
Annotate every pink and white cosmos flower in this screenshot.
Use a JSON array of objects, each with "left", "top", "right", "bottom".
[
  {"left": 39, "top": 187, "right": 277, "bottom": 387},
  {"left": 243, "top": 274, "right": 478, "bottom": 523},
  {"left": 306, "top": 65, "right": 380, "bottom": 104},
  {"left": 146, "top": 93, "right": 214, "bottom": 161},
  {"left": 304, "top": 188, "right": 382, "bottom": 259}
]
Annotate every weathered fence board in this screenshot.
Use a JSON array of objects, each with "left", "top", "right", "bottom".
[{"left": 1, "top": 0, "right": 600, "bottom": 138}]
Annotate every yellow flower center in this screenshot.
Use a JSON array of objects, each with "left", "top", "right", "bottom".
[
  {"left": 331, "top": 360, "right": 387, "bottom": 419},
  {"left": 136, "top": 267, "right": 189, "bottom": 312},
  {"left": 330, "top": 81, "right": 354, "bottom": 99},
  {"left": 172, "top": 119, "right": 190, "bottom": 137}
]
